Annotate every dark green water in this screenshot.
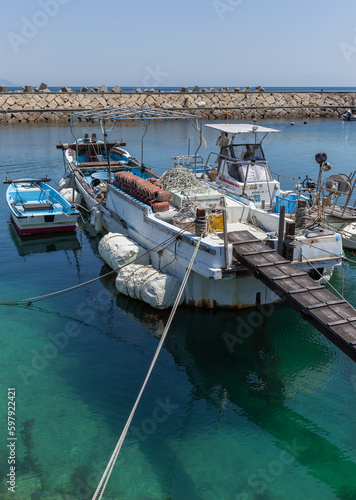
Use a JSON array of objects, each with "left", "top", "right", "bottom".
[{"left": 1, "top": 120, "right": 356, "bottom": 499}]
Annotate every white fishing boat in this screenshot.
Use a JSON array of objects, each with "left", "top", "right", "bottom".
[
  {"left": 194, "top": 123, "right": 356, "bottom": 249},
  {"left": 57, "top": 109, "right": 344, "bottom": 309},
  {"left": 4, "top": 177, "right": 79, "bottom": 236}
]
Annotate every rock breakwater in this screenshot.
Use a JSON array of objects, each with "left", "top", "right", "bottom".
[{"left": 0, "top": 88, "right": 355, "bottom": 123}]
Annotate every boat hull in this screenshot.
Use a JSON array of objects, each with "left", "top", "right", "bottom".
[
  {"left": 323, "top": 219, "right": 356, "bottom": 250},
  {"left": 101, "top": 184, "right": 339, "bottom": 309},
  {"left": 73, "top": 172, "right": 99, "bottom": 211},
  {"left": 6, "top": 180, "right": 79, "bottom": 236},
  {"left": 11, "top": 214, "right": 77, "bottom": 235}
]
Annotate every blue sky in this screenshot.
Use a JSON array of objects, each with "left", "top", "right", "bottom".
[{"left": 1, "top": 0, "right": 356, "bottom": 87}]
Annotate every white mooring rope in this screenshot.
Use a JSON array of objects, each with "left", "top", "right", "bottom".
[{"left": 92, "top": 235, "right": 202, "bottom": 500}]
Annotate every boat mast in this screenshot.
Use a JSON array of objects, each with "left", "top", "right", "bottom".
[
  {"left": 101, "top": 119, "right": 112, "bottom": 181},
  {"left": 141, "top": 119, "right": 149, "bottom": 167}
]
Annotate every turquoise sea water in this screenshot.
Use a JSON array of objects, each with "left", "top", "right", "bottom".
[{"left": 1, "top": 119, "right": 356, "bottom": 499}]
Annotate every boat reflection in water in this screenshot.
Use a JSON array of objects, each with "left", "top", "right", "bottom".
[
  {"left": 8, "top": 221, "right": 81, "bottom": 257},
  {"left": 99, "top": 267, "right": 356, "bottom": 498}
]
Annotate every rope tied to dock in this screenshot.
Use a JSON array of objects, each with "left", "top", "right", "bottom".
[{"left": 91, "top": 235, "right": 202, "bottom": 500}]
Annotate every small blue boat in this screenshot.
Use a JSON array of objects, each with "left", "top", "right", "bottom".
[{"left": 4, "top": 177, "right": 79, "bottom": 235}]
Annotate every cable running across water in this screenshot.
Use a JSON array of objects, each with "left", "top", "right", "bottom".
[
  {"left": 0, "top": 226, "right": 194, "bottom": 306},
  {"left": 294, "top": 246, "right": 353, "bottom": 308},
  {"left": 91, "top": 235, "right": 202, "bottom": 500}
]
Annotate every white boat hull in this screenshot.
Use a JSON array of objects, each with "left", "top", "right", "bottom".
[
  {"left": 100, "top": 184, "right": 341, "bottom": 309},
  {"left": 323, "top": 219, "right": 356, "bottom": 250},
  {"left": 6, "top": 180, "right": 78, "bottom": 236},
  {"left": 11, "top": 213, "right": 77, "bottom": 235}
]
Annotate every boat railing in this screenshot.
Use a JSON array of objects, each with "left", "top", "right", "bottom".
[
  {"left": 172, "top": 154, "right": 205, "bottom": 169},
  {"left": 202, "top": 151, "right": 227, "bottom": 175},
  {"left": 271, "top": 171, "right": 297, "bottom": 184},
  {"left": 317, "top": 173, "right": 356, "bottom": 216}
]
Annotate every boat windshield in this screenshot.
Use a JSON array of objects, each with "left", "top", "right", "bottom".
[
  {"left": 226, "top": 160, "right": 273, "bottom": 183},
  {"left": 218, "top": 142, "right": 273, "bottom": 183},
  {"left": 230, "top": 144, "right": 265, "bottom": 162}
]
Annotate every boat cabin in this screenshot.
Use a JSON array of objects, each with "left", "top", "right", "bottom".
[{"left": 205, "top": 123, "right": 281, "bottom": 208}]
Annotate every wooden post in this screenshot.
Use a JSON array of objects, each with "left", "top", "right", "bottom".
[
  {"left": 277, "top": 205, "right": 285, "bottom": 256},
  {"left": 284, "top": 220, "right": 295, "bottom": 260}
]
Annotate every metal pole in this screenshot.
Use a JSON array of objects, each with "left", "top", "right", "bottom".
[
  {"left": 102, "top": 120, "right": 112, "bottom": 181},
  {"left": 222, "top": 206, "right": 230, "bottom": 270},
  {"left": 242, "top": 162, "right": 251, "bottom": 195},
  {"left": 141, "top": 121, "right": 149, "bottom": 166}
]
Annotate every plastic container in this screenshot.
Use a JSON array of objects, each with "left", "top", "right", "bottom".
[{"left": 274, "top": 194, "right": 309, "bottom": 214}]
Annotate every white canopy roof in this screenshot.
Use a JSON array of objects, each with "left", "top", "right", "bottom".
[{"left": 205, "top": 123, "right": 280, "bottom": 134}]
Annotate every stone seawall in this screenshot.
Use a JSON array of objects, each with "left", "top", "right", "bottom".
[{"left": 0, "top": 90, "right": 355, "bottom": 123}]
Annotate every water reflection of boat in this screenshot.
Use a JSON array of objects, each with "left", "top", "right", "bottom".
[
  {"left": 161, "top": 309, "right": 356, "bottom": 499},
  {"left": 9, "top": 222, "right": 81, "bottom": 257},
  {"left": 89, "top": 279, "right": 356, "bottom": 498}
]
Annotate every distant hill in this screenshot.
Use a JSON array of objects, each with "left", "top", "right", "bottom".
[{"left": 0, "top": 79, "right": 20, "bottom": 86}]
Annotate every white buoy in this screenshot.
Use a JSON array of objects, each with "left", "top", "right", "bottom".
[
  {"left": 115, "top": 264, "right": 183, "bottom": 309},
  {"left": 60, "top": 187, "right": 81, "bottom": 205},
  {"left": 58, "top": 174, "right": 75, "bottom": 190},
  {"left": 98, "top": 233, "right": 150, "bottom": 271},
  {"left": 90, "top": 207, "right": 103, "bottom": 232}
]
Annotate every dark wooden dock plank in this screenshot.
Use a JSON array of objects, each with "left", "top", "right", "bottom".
[{"left": 228, "top": 230, "right": 356, "bottom": 362}]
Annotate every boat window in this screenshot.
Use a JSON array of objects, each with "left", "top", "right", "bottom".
[
  {"left": 227, "top": 161, "right": 273, "bottom": 182},
  {"left": 231, "top": 144, "right": 265, "bottom": 162},
  {"left": 217, "top": 147, "right": 230, "bottom": 173},
  {"left": 227, "top": 162, "right": 244, "bottom": 182},
  {"left": 240, "top": 162, "right": 273, "bottom": 182}
]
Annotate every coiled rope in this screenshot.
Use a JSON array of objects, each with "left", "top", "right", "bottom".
[{"left": 91, "top": 235, "right": 202, "bottom": 500}]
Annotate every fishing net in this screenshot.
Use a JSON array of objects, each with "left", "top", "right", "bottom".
[{"left": 160, "top": 167, "right": 209, "bottom": 195}]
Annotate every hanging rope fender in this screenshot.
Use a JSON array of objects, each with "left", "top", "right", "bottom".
[{"left": 91, "top": 235, "right": 202, "bottom": 500}]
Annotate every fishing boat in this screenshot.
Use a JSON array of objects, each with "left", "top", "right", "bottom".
[
  {"left": 4, "top": 177, "right": 79, "bottom": 235},
  {"left": 102, "top": 166, "right": 345, "bottom": 308},
  {"left": 342, "top": 109, "right": 356, "bottom": 121},
  {"left": 56, "top": 109, "right": 168, "bottom": 212},
  {"left": 193, "top": 123, "right": 356, "bottom": 249},
  {"left": 57, "top": 108, "right": 344, "bottom": 309}
]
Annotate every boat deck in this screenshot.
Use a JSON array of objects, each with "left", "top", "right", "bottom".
[
  {"left": 8, "top": 184, "right": 77, "bottom": 217},
  {"left": 229, "top": 230, "right": 356, "bottom": 362},
  {"left": 74, "top": 161, "right": 128, "bottom": 169},
  {"left": 322, "top": 206, "right": 356, "bottom": 219}
]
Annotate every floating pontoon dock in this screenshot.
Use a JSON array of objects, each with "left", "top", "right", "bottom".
[{"left": 229, "top": 230, "right": 356, "bottom": 362}]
